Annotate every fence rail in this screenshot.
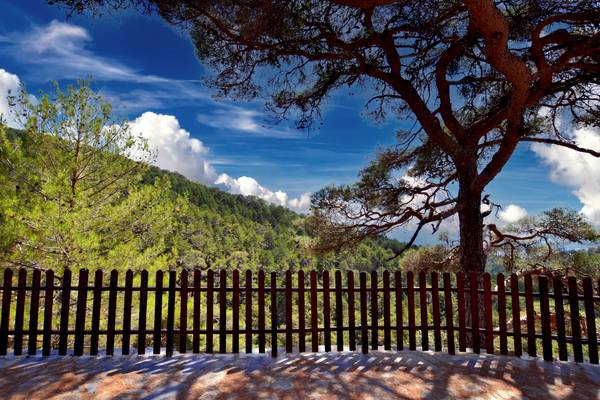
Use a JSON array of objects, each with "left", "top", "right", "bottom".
[{"left": 0, "top": 268, "right": 598, "bottom": 364}]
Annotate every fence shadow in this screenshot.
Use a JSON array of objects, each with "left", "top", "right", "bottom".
[{"left": 0, "top": 350, "right": 599, "bottom": 399}]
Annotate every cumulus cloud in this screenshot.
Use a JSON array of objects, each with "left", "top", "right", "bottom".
[
  {"left": 0, "top": 69, "right": 20, "bottom": 128},
  {"left": 215, "top": 173, "right": 311, "bottom": 213},
  {"left": 498, "top": 204, "right": 528, "bottom": 224},
  {"left": 130, "top": 112, "right": 311, "bottom": 212},
  {"left": 532, "top": 127, "right": 600, "bottom": 226},
  {"left": 128, "top": 112, "right": 217, "bottom": 184}
]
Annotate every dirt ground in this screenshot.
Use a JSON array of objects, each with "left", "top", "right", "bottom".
[{"left": 0, "top": 350, "right": 599, "bottom": 399}]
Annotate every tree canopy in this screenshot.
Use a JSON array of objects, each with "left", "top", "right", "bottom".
[{"left": 49, "top": 0, "right": 600, "bottom": 273}]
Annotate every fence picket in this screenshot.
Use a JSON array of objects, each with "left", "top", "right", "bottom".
[
  {"left": 583, "top": 277, "right": 598, "bottom": 364},
  {"left": 298, "top": 270, "right": 306, "bottom": 352},
  {"left": 179, "top": 269, "right": 188, "bottom": 354},
  {"left": 106, "top": 270, "right": 118, "bottom": 356},
  {"left": 90, "top": 270, "right": 102, "bottom": 356},
  {"left": 347, "top": 271, "right": 356, "bottom": 351},
  {"left": 359, "top": 272, "right": 368, "bottom": 354},
  {"left": 510, "top": 274, "right": 522, "bottom": 357},
  {"left": 0, "top": 269, "right": 13, "bottom": 356},
  {"left": 153, "top": 270, "right": 163, "bottom": 355},
  {"left": 1, "top": 268, "right": 599, "bottom": 365},
  {"left": 193, "top": 269, "right": 201, "bottom": 354},
  {"left": 483, "top": 273, "right": 493, "bottom": 355},
  {"left": 245, "top": 270, "right": 252, "bottom": 354},
  {"left": 443, "top": 272, "right": 454, "bottom": 355},
  {"left": 123, "top": 270, "right": 133, "bottom": 356},
  {"left": 13, "top": 269, "right": 27, "bottom": 356},
  {"left": 431, "top": 272, "right": 441, "bottom": 352},
  {"left": 58, "top": 269, "right": 72, "bottom": 356},
  {"left": 383, "top": 271, "right": 391, "bottom": 351},
  {"left": 395, "top": 271, "right": 403, "bottom": 351},
  {"left": 335, "top": 270, "right": 344, "bottom": 351},
  {"left": 138, "top": 270, "right": 148, "bottom": 355},
  {"left": 74, "top": 269, "right": 88, "bottom": 356},
  {"left": 27, "top": 269, "right": 41, "bottom": 356},
  {"left": 407, "top": 271, "right": 416, "bottom": 351},
  {"left": 232, "top": 269, "right": 240, "bottom": 354},
  {"left": 497, "top": 273, "right": 507, "bottom": 355},
  {"left": 553, "top": 276, "right": 568, "bottom": 361}
]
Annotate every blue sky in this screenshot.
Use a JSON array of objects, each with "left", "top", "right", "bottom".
[{"left": 1, "top": 0, "right": 598, "bottom": 243}]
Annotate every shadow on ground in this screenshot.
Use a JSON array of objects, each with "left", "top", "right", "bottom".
[{"left": 0, "top": 350, "right": 599, "bottom": 399}]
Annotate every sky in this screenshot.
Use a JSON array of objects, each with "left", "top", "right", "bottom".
[{"left": 0, "top": 0, "right": 598, "bottom": 243}]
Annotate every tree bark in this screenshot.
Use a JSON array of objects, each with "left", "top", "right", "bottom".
[
  {"left": 458, "top": 168, "right": 486, "bottom": 274},
  {"left": 457, "top": 162, "right": 487, "bottom": 349}
]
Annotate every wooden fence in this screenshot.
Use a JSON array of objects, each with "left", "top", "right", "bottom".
[{"left": 0, "top": 268, "right": 598, "bottom": 364}]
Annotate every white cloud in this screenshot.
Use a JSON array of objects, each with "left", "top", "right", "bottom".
[
  {"left": 498, "top": 204, "right": 528, "bottom": 224},
  {"left": 2, "top": 20, "right": 169, "bottom": 83},
  {"left": 130, "top": 112, "right": 310, "bottom": 212},
  {"left": 0, "top": 69, "right": 21, "bottom": 128},
  {"left": 197, "top": 105, "right": 300, "bottom": 138},
  {"left": 215, "top": 173, "right": 311, "bottom": 213},
  {"left": 129, "top": 112, "right": 217, "bottom": 184},
  {"left": 532, "top": 127, "right": 600, "bottom": 226}
]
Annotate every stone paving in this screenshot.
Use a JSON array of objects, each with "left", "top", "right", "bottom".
[{"left": 0, "top": 350, "right": 599, "bottom": 399}]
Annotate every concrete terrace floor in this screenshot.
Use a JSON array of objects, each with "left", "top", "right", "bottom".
[{"left": 0, "top": 350, "right": 599, "bottom": 399}]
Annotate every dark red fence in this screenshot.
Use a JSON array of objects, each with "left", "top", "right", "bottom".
[{"left": 0, "top": 268, "right": 598, "bottom": 363}]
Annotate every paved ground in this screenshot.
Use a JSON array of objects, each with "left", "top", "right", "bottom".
[{"left": 0, "top": 350, "right": 599, "bottom": 399}]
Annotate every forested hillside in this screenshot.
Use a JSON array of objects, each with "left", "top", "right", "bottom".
[{"left": 0, "top": 83, "right": 406, "bottom": 275}]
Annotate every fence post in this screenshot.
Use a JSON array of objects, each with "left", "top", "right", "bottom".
[
  {"left": 58, "top": 269, "right": 72, "bottom": 356},
  {"left": 431, "top": 272, "right": 441, "bottom": 352},
  {"left": 497, "top": 273, "right": 508, "bottom": 355},
  {"left": 310, "top": 271, "right": 318, "bottom": 352},
  {"left": 166, "top": 270, "right": 176, "bottom": 357},
  {"left": 0, "top": 269, "right": 13, "bottom": 356},
  {"left": 383, "top": 271, "right": 391, "bottom": 351},
  {"left": 524, "top": 274, "right": 536, "bottom": 358},
  {"left": 394, "top": 271, "right": 403, "bottom": 351},
  {"left": 232, "top": 269, "right": 240, "bottom": 354},
  {"left": 206, "top": 270, "right": 214, "bottom": 354},
  {"left": 285, "top": 270, "right": 293, "bottom": 353},
  {"left": 510, "top": 274, "right": 522, "bottom": 357},
  {"left": 74, "top": 269, "right": 89, "bottom": 356},
  {"left": 407, "top": 271, "right": 416, "bottom": 351},
  {"left": 469, "top": 272, "right": 480, "bottom": 354},
  {"left": 193, "top": 269, "right": 201, "bottom": 354},
  {"left": 568, "top": 276, "right": 583, "bottom": 362},
  {"left": 553, "top": 275, "right": 568, "bottom": 361},
  {"left": 28, "top": 269, "right": 41, "bottom": 356},
  {"left": 443, "top": 272, "right": 454, "bottom": 355},
  {"left": 90, "top": 270, "right": 102, "bottom": 356},
  {"left": 122, "top": 270, "right": 133, "bottom": 355},
  {"left": 456, "top": 272, "right": 466, "bottom": 352},
  {"left": 219, "top": 269, "right": 227, "bottom": 353},
  {"left": 323, "top": 271, "right": 331, "bottom": 352},
  {"left": 359, "top": 272, "right": 368, "bottom": 354},
  {"left": 245, "top": 270, "right": 252, "bottom": 354},
  {"left": 347, "top": 271, "right": 356, "bottom": 351},
  {"left": 106, "top": 270, "right": 118, "bottom": 356},
  {"left": 153, "top": 270, "right": 164, "bottom": 355},
  {"left": 335, "top": 270, "right": 344, "bottom": 351},
  {"left": 298, "top": 270, "right": 306, "bottom": 353},
  {"left": 538, "top": 276, "right": 552, "bottom": 361},
  {"left": 42, "top": 270, "right": 54, "bottom": 356},
  {"left": 179, "top": 269, "right": 188, "bottom": 354},
  {"left": 583, "top": 277, "right": 598, "bottom": 364},
  {"left": 258, "top": 270, "right": 265, "bottom": 353},
  {"left": 419, "top": 271, "right": 428, "bottom": 351},
  {"left": 270, "top": 271, "right": 277, "bottom": 357},
  {"left": 483, "top": 273, "right": 493, "bottom": 355},
  {"left": 13, "top": 269, "right": 27, "bottom": 356},
  {"left": 138, "top": 270, "right": 148, "bottom": 355}
]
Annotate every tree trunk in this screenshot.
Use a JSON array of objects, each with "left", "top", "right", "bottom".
[{"left": 457, "top": 165, "right": 487, "bottom": 350}]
